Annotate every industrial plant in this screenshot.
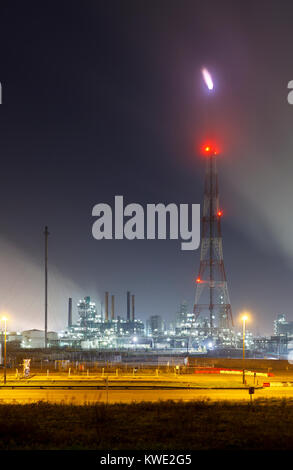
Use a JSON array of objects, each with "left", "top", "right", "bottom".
[
  {"left": 60, "top": 292, "right": 145, "bottom": 349},
  {"left": 2, "top": 132, "right": 293, "bottom": 359},
  {"left": 2, "top": 293, "right": 292, "bottom": 361}
]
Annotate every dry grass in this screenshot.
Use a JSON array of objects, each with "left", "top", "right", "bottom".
[{"left": 0, "top": 399, "right": 292, "bottom": 450}]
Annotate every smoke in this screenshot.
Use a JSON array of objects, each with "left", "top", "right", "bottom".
[
  {"left": 0, "top": 237, "right": 86, "bottom": 332},
  {"left": 222, "top": 101, "right": 293, "bottom": 266}
]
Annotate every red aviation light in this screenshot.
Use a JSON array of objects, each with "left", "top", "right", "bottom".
[
  {"left": 217, "top": 210, "right": 223, "bottom": 217},
  {"left": 196, "top": 277, "right": 201, "bottom": 284},
  {"left": 201, "top": 143, "right": 218, "bottom": 156}
]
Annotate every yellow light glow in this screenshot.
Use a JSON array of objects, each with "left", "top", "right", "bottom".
[{"left": 240, "top": 312, "right": 251, "bottom": 323}]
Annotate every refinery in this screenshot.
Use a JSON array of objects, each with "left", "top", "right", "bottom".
[
  {"left": 1, "top": 0, "right": 293, "bottom": 455},
  {"left": 2, "top": 293, "right": 293, "bottom": 361},
  {"left": 2, "top": 135, "right": 293, "bottom": 359}
]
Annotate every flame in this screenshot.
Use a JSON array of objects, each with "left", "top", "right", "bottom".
[{"left": 202, "top": 67, "right": 213, "bottom": 90}]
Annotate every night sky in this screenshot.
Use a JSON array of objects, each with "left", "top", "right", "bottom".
[{"left": 0, "top": 0, "right": 293, "bottom": 335}]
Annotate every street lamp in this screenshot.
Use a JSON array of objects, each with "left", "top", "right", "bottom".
[
  {"left": 241, "top": 315, "right": 249, "bottom": 385},
  {"left": 242, "top": 315, "right": 248, "bottom": 361},
  {"left": 1, "top": 317, "right": 7, "bottom": 385}
]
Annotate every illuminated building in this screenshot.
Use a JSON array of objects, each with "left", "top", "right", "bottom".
[
  {"left": 274, "top": 314, "right": 293, "bottom": 336},
  {"left": 146, "top": 315, "right": 165, "bottom": 336},
  {"left": 21, "top": 329, "right": 58, "bottom": 348},
  {"left": 60, "top": 296, "right": 145, "bottom": 349}
]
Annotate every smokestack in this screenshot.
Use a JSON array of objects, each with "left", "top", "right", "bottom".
[
  {"left": 68, "top": 297, "right": 72, "bottom": 327},
  {"left": 105, "top": 292, "right": 109, "bottom": 322},
  {"left": 131, "top": 294, "right": 135, "bottom": 322},
  {"left": 127, "top": 291, "right": 130, "bottom": 321},
  {"left": 111, "top": 294, "right": 115, "bottom": 320}
]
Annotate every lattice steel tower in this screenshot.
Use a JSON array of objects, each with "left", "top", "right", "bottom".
[{"left": 193, "top": 144, "right": 233, "bottom": 339}]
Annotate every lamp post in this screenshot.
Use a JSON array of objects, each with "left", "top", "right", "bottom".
[
  {"left": 242, "top": 315, "right": 248, "bottom": 360},
  {"left": 2, "top": 317, "right": 7, "bottom": 385},
  {"left": 242, "top": 315, "right": 248, "bottom": 384}
]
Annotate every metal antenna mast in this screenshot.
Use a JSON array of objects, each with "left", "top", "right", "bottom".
[
  {"left": 193, "top": 145, "right": 233, "bottom": 342},
  {"left": 44, "top": 226, "right": 49, "bottom": 348}
]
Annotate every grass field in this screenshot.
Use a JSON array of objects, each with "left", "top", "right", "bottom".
[{"left": 0, "top": 399, "right": 293, "bottom": 450}]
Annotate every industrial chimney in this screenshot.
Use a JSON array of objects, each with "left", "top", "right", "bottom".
[
  {"left": 131, "top": 294, "right": 135, "bottom": 322},
  {"left": 68, "top": 297, "right": 72, "bottom": 327},
  {"left": 105, "top": 291, "right": 109, "bottom": 322},
  {"left": 127, "top": 291, "right": 130, "bottom": 321},
  {"left": 111, "top": 294, "right": 115, "bottom": 320}
]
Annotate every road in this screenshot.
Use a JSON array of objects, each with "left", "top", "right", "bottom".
[
  {"left": 0, "top": 372, "right": 292, "bottom": 404},
  {"left": 0, "top": 386, "right": 293, "bottom": 404}
]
